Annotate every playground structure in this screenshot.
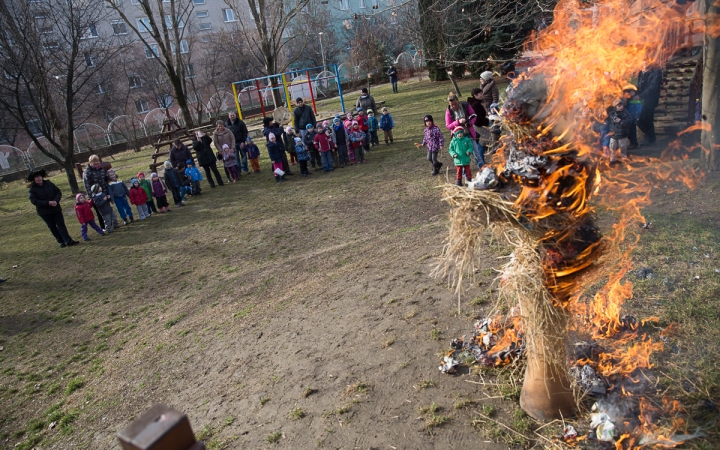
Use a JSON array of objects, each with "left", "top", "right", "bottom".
[{"left": 230, "top": 65, "right": 346, "bottom": 123}]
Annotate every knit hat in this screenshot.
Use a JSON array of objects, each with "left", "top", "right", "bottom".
[
  {"left": 75, "top": 193, "right": 85, "bottom": 202},
  {"left": 246, "top": 137, "right": 253, "bottom": 142},
  {"left": 333, "top": 118, "right": 340, "bottom": 124},
  {"left": 222, "top": 144, "right": 229, "bottom": 150},
  {"left": 107, "top": 168, "right": 116, "bottom": 175},
  {"left": 453, "top": 126, "right": 465, "bottom": 136},
  {"left": 306, "top": 123, "right": 314, "bottom": 130},
  {"left": 131, "top": 178, "right": 138, "bottom": 186},
  {"left": 151, "top": 173, "right": 159, "bottom": 179},
  {"left": 91, "top": 184, "right": 101, "bottom": 194},
  {"left": 424, "top": 115, "right": 434, "bottom": 123},
  {"left": 137, "top": 172, "right": 145, "bottom": 178},
  {"left": 286, "top": 126, "right": 293, "bottom": 134},
  {"left": 164, "top": 161, "right": 172, "bottom": 168},
  {"left": 480, "top": 71, "right": 493, "bottom": 80},
  {"left": 322, "top": 120, "right": 329, "bottom": 127},
  {"left": 185, "top": 159, "right": 194, "bottom": 166},
  {"left": 334, "top": 114, "right": 341, "bottom": 120},
  {"left": 294, "top": 137, "right": 302, "bottom": 143},
  {"left": 268, "top": 132, "right": 276, "bottom": 140},
  {"left": 367, "top": 110, "right": 374, "bottom": 116},
  {"left": 381, "top": 107, "right": 388, "bottom": 112},
  {"left": 357, "top": 107, "right": 364, "bottom": 113},
  {"left": 361, "top": 88, "right": 368, "bottom": 93},
  {"left": 296, "top": 97, "right": 304, "bottom": 103},
  {"left": 352, "top": 121, "right": 359, "bottom": 126}
]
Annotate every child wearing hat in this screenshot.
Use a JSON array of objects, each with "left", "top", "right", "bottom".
[
  {"left": 162, "top": 160, "right": 187, "bottom": 204},
  {"left": 415, "top": 115, "right": 444, "bottom": 176},
  {"left": 379, "top": 107, "right": 395, "bottom": 144},
  {"left": 75, "top": 193, "right": 105, "bottom": 240},
  {"left": 107, "top": 169, "right": 134, "bottom": 224},
  {"left": 448, "top": 126, "right": 473, "bottom": 186},
  {"left": 129, "top": 178, "right": 150, "bottom": 220},
  {"left": 294, "top": 137, "right": 311, "bottom": 176},
  {"left": 184, "top": 159, "right": 203, "bottom": 195},
  {"left": 91, "top": 184, "right": 119, "bottom": 233},
  {"left": 313, "top": 126, "right": 335, "bottom": 174},
  {"left": 608, "top": 99, "right": 633, "bottom": 162},
  {"left": 333, "top": 118, "right": 349, "bottom": 168},
  {"left": 356, "top": 109, "right": 370, "bottom": 153},
  {"left": 246, "top": 137, "right": 261, "bottom": 173},
  {"left": 285, "top": 126, "right": 298, "bottom": 165},
  {"left": 220, "top": 145, "right": 238, "bottom": 182},
  {"left": 137, "top": 172, "right": 157, "bottom": 215},
  {"left": 303, "top": 124, "right": 321, "bottom": 170},
  {"left": 267, "top": 133, "right": 287, "bottom": 182},
  {"left": 367, "top": 110, "right": 380, "bottom": 147},
  {"left": 348, "top": 121, "right": 366, "bottom": 164},
  {"left": 150, "top": 173, "right": 171, "bottom": 212}
]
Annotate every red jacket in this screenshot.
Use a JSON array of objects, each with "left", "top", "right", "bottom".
[
  {"left": 356, "top": 115, "right": 369, "bottom": 132},
  {"left": 75, "top": 201, "right": 95, "bottom": 224},
  {"left": 129, "top": 185, "right": 149, "bottom": 205},
  {"left": 313, "top": 133, "right": 334, "bottom": 152}
]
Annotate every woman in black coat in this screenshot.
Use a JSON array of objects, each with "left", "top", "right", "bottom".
[
  {"left": 28, "top": 169, "right": 78, "bottom": 247},
  {"left": 192, "top": 133, "right": 224, "bottom": 188}
]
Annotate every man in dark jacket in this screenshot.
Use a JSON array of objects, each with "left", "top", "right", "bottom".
[
  {"left": 28, "top": 169, "right": 78, "bottom": 247},
  {"left": 226, "top": 112, "right": 249, "bottom": 174},
  {"left": 387, "top": 65, "right": 398, "bottom": 93},
  {"left": 192, "top": 133, "right": 224, "bottom": 188},
  {"left": 637, "top": 65, "right": 662, "bottom": 145},
  {"left": 169, "top": 140, "right": 193, "bottom": 169},
  {"left": 293, "top": 98, "right": 316, "bottom": 140},
  {"left": 355, "top": 88, "right": 377, "bottom": 116}
]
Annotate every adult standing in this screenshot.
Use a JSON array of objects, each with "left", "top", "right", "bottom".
[
  {"left": 169, "top": 139, "right": 193, "bottom": 170},
  {"left": 445, "top": 92, "right": 484, "bottom": 169},
  {"left": 355, "top": 88, "right": 377, "bottom": 116},
  {"left": 293, "top": 97, "right": 316, "bottom": 142},
  {"left": 213, "top": 120, "right": 236, "bottom": 183},
  {"left": 28, "top": 169, "right": 78, "bottom": 248},
  {"left": 387, "top": 65, "right": 399, "bottom": 93},
  {"left": 82, "top": 154, "right": 110, "bottom": 228},
  {"left": 192, "top": 132, "right": 224, "bottom": 188},
  {"left": 637, "top": 64, "right": 662, "bottom": 145},
  {"left": 479, "top": 71, "right": 499, "bottom": 114},
  {"left": 226, "top": 112, "right": 249, "bottom": 174}
]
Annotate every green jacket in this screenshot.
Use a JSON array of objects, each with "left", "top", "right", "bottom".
[
  {"left": 448, "top": 135, "right": 473, "bottom": 166},
  {"left": 139, "top": 179, "right": 152, "bottom": 201}
]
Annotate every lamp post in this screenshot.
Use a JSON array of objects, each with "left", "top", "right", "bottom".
[{"left": 318, "top": 32, "right": 326, "bottom": 68}]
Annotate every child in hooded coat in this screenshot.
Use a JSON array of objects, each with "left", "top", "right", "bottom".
[
  {"left": 163, "top": 161, "right": 186, "bottom": 205},
  {"left": 285, "top": 127, "right": 298, "bottom": 165},
  {"left": 448, "top": 126, "right": 473, "bottom": 186},
  {"left": 184, "top": 159, "right": 203, "bottom": 195},
  {"left": 246, "top": 137, "right": 261, "bottom": 173},
  {"left": 303, "top": 124, "right": 321, "bottom": 170},
  {"left": 107, "top": 169, "right": 134, "bottom": 224},
  {"left": 367, "top": 110, "right": 380, "bottom": 147},
  {"left": 294, "top": 137, "right": 311, "bottom": 176},
  {"left": 137, "top": 172, "right": 157, "bottom": 214},
  {"left": 348, "top": 121, "right": 366, "bottom": 164},
  {"left": 91, "top": 184, "right": 119, "bottom": 233},
  {"left": 151, "top": 173, "right": 171, "bottom": 212},
  {"left": 415, "top": 114, "right": 445, "bottom": 176},
  {"left": 333, "top": 118, "right": 349, "bottom": 167},
  {"left": 75, "top": 193, "right": 105, "bottom": 241},
  {"left": 129, "top": 178, "right": 150, "bottom": 220},
  {"left": 314, "top": 127, "right": 335, "bottom": 173},
  {"left": 267, "top": 133, "right": 286, "bottom": 183}
]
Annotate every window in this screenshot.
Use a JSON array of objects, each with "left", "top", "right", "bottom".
[
  {"left": 198, "top": 22, "right": 211, "bottom": 30},
  {"left": 95, "top": 84, "right": 105, "bottom": 94},
  {"left": 34, "top": 11, "right": 47, "bottom": 19},
  {"left": 196, "top": 10, "right": 208, "bottom": 18},
  {"left": 27, "top": 119, "right": 43, "bottom": 136},
  {"left": 112, "top": 21, "right": 128, "bottom": 35},
  {"left": 193, "top": 0, "right": 205, "bottom": 3},
  {"left": 179, "top": 39, "right": 189, "bottom": 54},
  {"left": 137, "top": 17, "right": 151, "bottom": 32},
  {"left": 135, "top": 99, "right": 150, "bottom": 113},
  {"left": 40, "top": 26, "right": 54, "bottom": 34},
  {"left": 185, "top": 63, "right": 195, "bottom": 78},
  {"left": 84, "top": 52, "right": 95, "bottom": 67},
  {"left": 128, "top": 75, "right": 142, "bottom": 89},
  {"left": 358, "top": 0, "right": 366, "bottom": 8},
  {"left": 81, "top": 24, "right": 99, "bottom": 39},
  {"left": 157, "top": 94, "right": 173, "bottom": 108},
  {"left": 222, "top": 9, "right": 236, "bottom": 22},
  {"left": 144, "top": 43, "right": 159, "bottom": 58},
  {"left": 340, "top": 0, "right": 349, "bottom": 10},
  {"left": 43, "top": 41, "right": 59, "bottom": 49},
  {"left": 165, "top": 15, "right": 184, "bottom": 29}
]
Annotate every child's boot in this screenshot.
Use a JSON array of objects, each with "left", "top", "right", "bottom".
[
  {"left": 123, "top": 219, "right": 128, "bottom": 225},
  {"left": 456, "top": 179, "right": 463, "bottom": 187},
  {"left": 275, "top": 175, "right": 280, "bottom": 183},
  {"left": 129, "top": 216, "right": 134, "bottom": 223}
]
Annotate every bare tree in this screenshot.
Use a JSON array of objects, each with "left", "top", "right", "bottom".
[
  {"left": 107, "top": 0, "right": 196, "bottom": 128},
  {"left": 0, "top": 0, "right": 125, "bottom": 192}
]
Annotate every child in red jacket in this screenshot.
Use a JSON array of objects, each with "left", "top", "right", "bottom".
[
  {"left": 313, "top": 126, "right": 336, "bottom": 173},
  {"left": 129, "top": 178, "right": 150, "bottom": 220},
  {"left": 75, "top": 193, "right": 105, "bottom": 241}
]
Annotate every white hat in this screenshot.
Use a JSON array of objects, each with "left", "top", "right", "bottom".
[{"left": 480, "top": 71, "right": 493, "bottom": 80}]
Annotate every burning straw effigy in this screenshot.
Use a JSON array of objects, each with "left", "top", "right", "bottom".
[{"left": 433, "top": 0, "right": 708, "bottom": 446}]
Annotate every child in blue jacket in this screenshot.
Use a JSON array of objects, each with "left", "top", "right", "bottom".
[
  {"left": 184, "top": 159, "right": 203, "bottom": 195},
  {"left": 107, "top": 169, "right": 134, "bottom": 224},
  {"left": 367, "top": 110, "right": 380, "bottom": 147},
  {"left": 379, "top": 107, "right": 395, "bottom": 144},
  {"left": 294, "top": 137, "right": 311, "bottom": 177}
]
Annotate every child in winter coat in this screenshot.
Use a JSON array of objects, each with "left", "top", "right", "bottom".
[
  {"left": 303, "top": 124, "right": 321, "bottom": 170},
  {"left": 322, "top": 120, "right": 339, "bottom": 165},
  {"left": 267, "top": 133, "right": 287, "bottom": 183},
  {"left": 367, "top": 110, "right": 380, "bottom": 147},
  {"left": 448, "top": 126, "right": 473, "bottom": 186},
  {"left": 333, "top": 118, "right": 349, "bottom": 167},
  {"left": 220, "top": 144, "right": 238, "bottom": 182},
  {"left": 150, "top": 173, "right": 171, "bottom": 212},
  {"left": 91, "top": 184, "right": 118, "bottom": 233},
  {"left": 294, "top": 137, "right": 311, "bottom": 176},
  {"left": 184, "top": 159, "right": 203, "bottom": 195},
  {"left": 379, "top": 107, "right": 395, "bottom": 144},
  {"left": 162, "top": 161, "right": 186, "bottom": 205},
  {"left": 608, "top": 99, "right": 633, "bottom": 161},
  {"left": 285, "top": 127, "right": 298, "bottom": 165},
  {"left": 107, "top": 169, "right": 134, "bottom": 224},
  {"left": 245, "top": 138, "right": 261, "bottom": 173},
  {"left": 415, "top": 114, "right": 444, "bottom": 176},
  {"left": 356, "top": 109, "right": 370, "bottom": 152},
  {"left": 75, "top": 193, "right": 105, "bottom": 241},
  {"left": 137, "top": 172, "right": 157, "bottom": 214},
  {"left": 314, "top": 127, "right": 335, "bottom": 173},
  {"left": 348, "top": 121, "right": 366, "bottom": 164},
  {"left": 129, "top": 178, "right": 150, "bottom": 220}
]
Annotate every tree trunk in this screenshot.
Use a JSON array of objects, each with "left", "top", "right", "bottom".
[
  {"left": 448, "top": 73, "right": 462, "bottom": 98},
  {"left": 701, "top": 0, "right": 720, "bottom": 170},
  {"left": 62, "top": 158, "right": 80, "bottom": 193}
]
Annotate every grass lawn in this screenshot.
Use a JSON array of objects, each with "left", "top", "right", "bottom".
[{"left": 0, "top": 77, "right": 718, "bottom": 449}]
